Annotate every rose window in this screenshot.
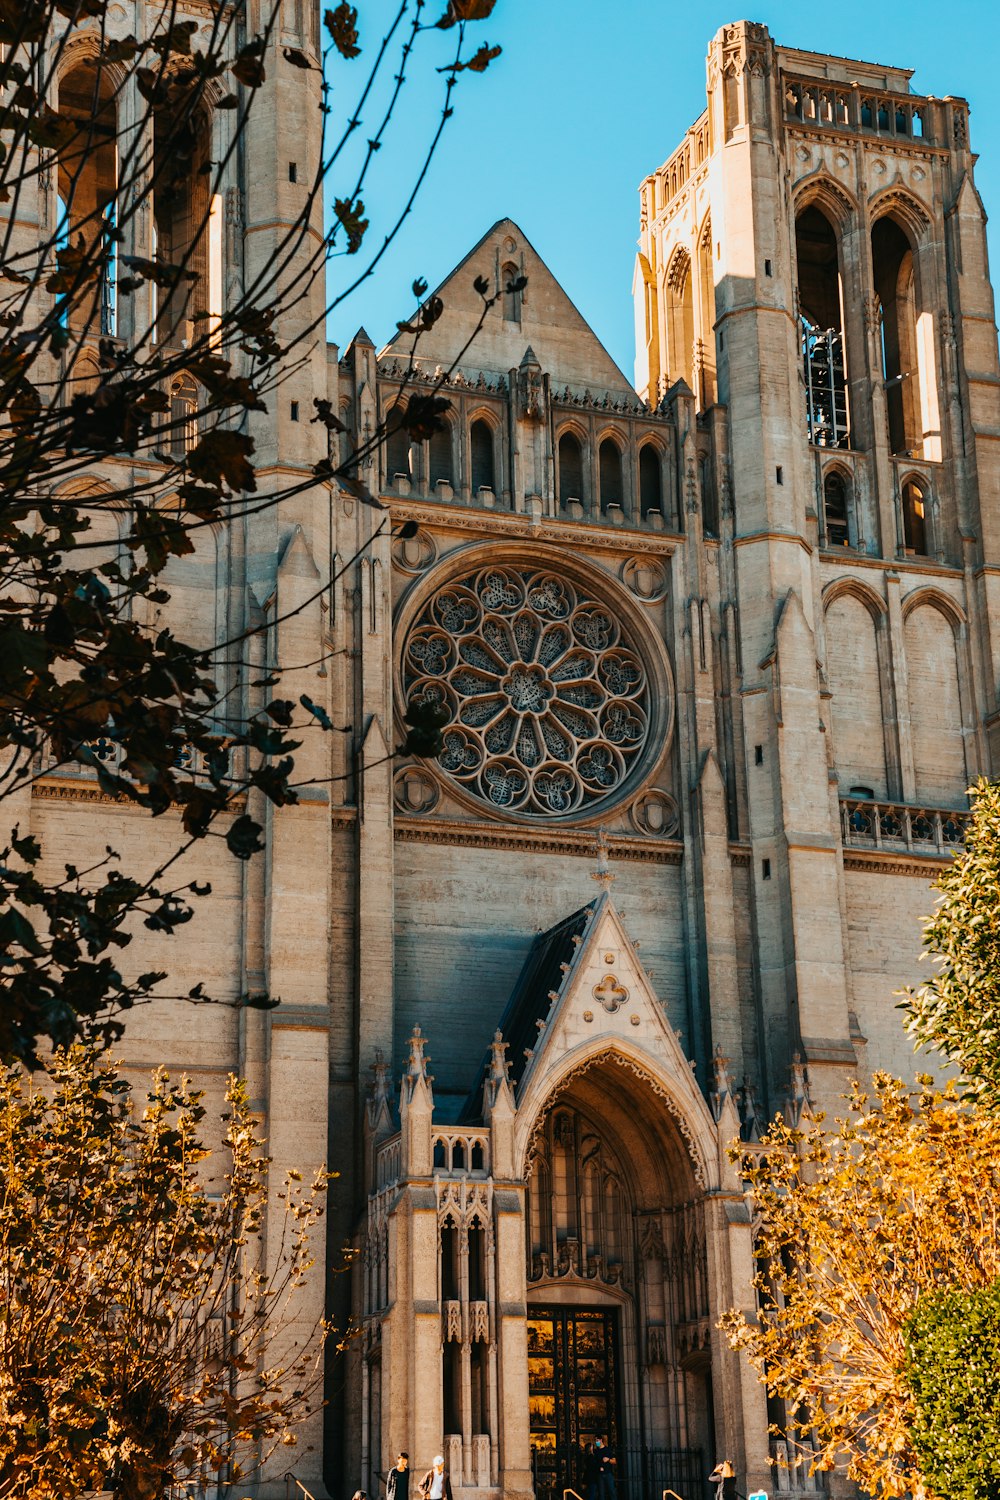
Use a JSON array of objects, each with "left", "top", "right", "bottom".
[{"left": 402, "top": 565, "right": 652, "bottom": 818}]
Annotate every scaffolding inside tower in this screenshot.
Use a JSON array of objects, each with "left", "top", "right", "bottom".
[{"left": 802, "top": 317, "right": 849, "bottom": 448}]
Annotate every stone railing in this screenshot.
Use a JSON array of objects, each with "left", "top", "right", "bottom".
[
  {"left": 840, "top": 797, "right": 969, "bottom": 855},
  {"left": 432, "top": 1129, "right": 490, "bottom": 1176},
  {"left": 783, "top": 74, "right": 929, "bottom": 142}
]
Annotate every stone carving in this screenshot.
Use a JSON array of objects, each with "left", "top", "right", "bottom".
[
  {"left": 391, "top": 525, "right": 436, "bottom": 574},
  {"left": 630, "top": 789, "right": 680, "bottom": 839},
  {"left": 367, "top": 1048, "right": 394, "bottom": 1121},
  {"left": 393, "top": 765, "right": 439, "bottom": 815},
  {"left": 709, "top": 1046, "right": 733, "bottom": 1122},
  {"left": 621, "top": 555, "right": 668, "bottom": 602},
  {"left": 593, "top": 974, "right": 629, "bottom": 1013},
  {"left": 470, "top": 1300, "right": 489, "bottom": 1342},
  {"left": 517, "top": 352, "right": 546, "bottom": 423},
  {"left": 444, "top": 1300, "right": 462, "bottom": 1342},
  {"left": 402, "top": 563, "right": 654, "bottom": 819},
  {"left": 407, "top": 1025, "right": 430, "bottom": 1084},
  {"left": 646, "top": 1326, "right": 668, "bottom": 1367}
]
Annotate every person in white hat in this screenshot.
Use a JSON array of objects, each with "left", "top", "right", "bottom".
[{"left": 419, "top": 1454, "right": 453, "bottom": 1500}]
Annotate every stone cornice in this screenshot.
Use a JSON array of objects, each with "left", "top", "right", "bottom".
[
  {"left": 31, "top": 778, "right": 246, "bottom": 812},
  {"left": 842, "top": 848, "right": 950, "bottom": 877},
  {"left": 783, "top": 122, "right": 947, "bottom": 159},
  {"left": 393, "top": 816, "right": 683, "bottom": 864},
  {"left": 386, "top": 499, "right": 680, "bottom": 555}
]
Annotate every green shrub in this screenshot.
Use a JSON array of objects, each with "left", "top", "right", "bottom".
[{"left": 904, "top": 1279, "right": 1000, "bottom": 1500}]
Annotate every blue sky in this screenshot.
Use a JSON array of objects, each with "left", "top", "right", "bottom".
[{"left": 326, "top": 1, "right": 1000, "bottom": 382}]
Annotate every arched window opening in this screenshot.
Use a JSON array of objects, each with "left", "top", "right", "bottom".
[
  {"left": 73, "top": 351, "right": 101, "bottom": 400},
  {"left": 502, "top": 260, "right": 522, "bottom": 323},
  {"left": 468, "top": 1221, "right": 487, "bottom": 1301},
  {"left": 169, "top": 377, "right": 198, "bottom": 459},
  {"left": 700, "top": 453, "right": 718, "bottom": 536},
  {"left": 153, "top": 102, "right": 211, "bottom": 346},
  {"left": 338, "top": 401, "right": 352, "bottom": 469},
  {"left": 558, "top": 432, "right": 583, "bottom": 509},
  {"left": 57, "top": 63, "right": 118, "bottom": 335},
  {"left": 470, "top": 418, "right": 495, "bottom": 495},
  {"left": 384, "top": 401, "right": 410, "bottom": 485},
  {"left": 697, "top": 221, "right": 716, "bottom": 405},
  {"left": 599, "top": 439, "right": 623, "bottom": 514},
  {"left": 871, "top": 215, "right": 924, "bottom": 457},
  {"left": 823, "top": 470, "right": 850, "bottom": 547},
  {"left": 796, "top": 205, "right": 849, "bottom": 448},
  {"left": 902, "top": 477, "right": 927, "bottom": 554},
  {"left": 428, "top": 423, "right": 453, "bottom": 491},
  {"left": 665, "top": 250, "right": 694, "bottom": 389},
  {"left": 639, "top": 444, "right": 662, "bottom": 518}
]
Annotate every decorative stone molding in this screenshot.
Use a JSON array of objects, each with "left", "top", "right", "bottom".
[
  {"left": 393, "top": 816, "right": 683, "bottom": 863},
  {"left": 524, "top": 1049, "right": 708, "bottom": 1190}
]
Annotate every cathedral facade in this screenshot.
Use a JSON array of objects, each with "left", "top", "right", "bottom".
[{"left": 21, "top": 15, "right": 1000, "bottom": 1500}]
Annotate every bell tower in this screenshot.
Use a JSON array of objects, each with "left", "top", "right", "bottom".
[{"left": 637, "top": 22, "right": 1000, "bottom": 1111}]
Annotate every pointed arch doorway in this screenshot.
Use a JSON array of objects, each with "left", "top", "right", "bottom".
[{"left": 524, "top": 1058, "right": 711, "bottom": 1500}]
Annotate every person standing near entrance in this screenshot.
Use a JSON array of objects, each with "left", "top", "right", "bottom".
[
  {"left": 419, "top": 1454, "right": 453, "bottom": 1500},
  {"left": 595, "top": 1436, "right": 616, "bottom": 1500},
  {"left": 583, "top": 1441, "right": 600, "bottom": 1500},
  {"left": 387, "top": 1453, "right": 410, "bottom": 1500}
]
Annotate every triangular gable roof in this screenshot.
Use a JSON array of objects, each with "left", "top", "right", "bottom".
[
  {"left": 463, "top": 894, "right": 725, "bottom": 1190},
  {"left": 461, "top": 902, "right": 595, "bottom": 1120},
  {"left": 379, "top": 218, "right": 638, "bottom": 397}
]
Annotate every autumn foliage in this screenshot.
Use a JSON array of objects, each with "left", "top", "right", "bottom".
[
  {"left": 0, "top": 1046, "right": 334, "bottom": 1500},
  {"left": 721, "top": 1074, "right": 1000, "bottom": 1499}
]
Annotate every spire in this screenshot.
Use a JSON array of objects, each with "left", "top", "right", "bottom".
[
  {"left": 405, "top": 1024, "right": 431, "bottom": 1092},
  {"left": 483, "top": 1029, "right": 514, "bottom": 1115},
  {"left": 367, "top": 1046, "right": 395, "bottom": 1133}
]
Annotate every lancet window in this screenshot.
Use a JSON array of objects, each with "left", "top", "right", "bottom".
[
  {"left": 795, "top": 205, "right": 850, "bottom": 448},
  {"left": 527, "top": 1106, "right": 632, "bottom": 1287},
  {"left": 56, "top": 62, "right": 118, "bottom": 335}
]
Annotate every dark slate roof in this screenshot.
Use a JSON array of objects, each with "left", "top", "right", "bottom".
[{"left": 459, "top": 900, "right": 597, "bottom": 1122}]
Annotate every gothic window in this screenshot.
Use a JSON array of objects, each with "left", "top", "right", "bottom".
[
  {"left": 665, "top": 248, "right": 694, "bottom": 389},
  {"left": 598, "top": 438, "right": 623, "bottom": 513},
  {"left": 153, "top": 102, "right": 212, "bottom": 346},
  {"left": 872, "top": 215, "right": 924, "bottom": 458},
  {"left": 901, "top": 477, "right": 927, "bottom": 554},
  {"left": 796, "top": 205, "right": 850, "bottom": 447},
  {"left": 385, "top": 400, "right": 410, "bottom": 484},
  {"left": 558, "top": 431, "right": 584, "bottom": 508},
  {"left": 169, "top": 376, "right": 198, "bottom": 458},
  {"left": 502, "top": 260, "right": 522, "bottom": 323},
  {"left": 823, "top": 469, "right": 850, "bottom": 547},
  {"left": 57, "top": 63, "right": 117, "bottom": 335},
  {"left": 639, "top": 443, "right": 662, "bottom": 518},
  {"left": 429, "top": 422, "right": 454, "bottom": 490},
  {"left": 470, "top": 418, "right": 495, "bottom": 495},
  {"left": 526, "top": 1105, "right": 633, "bottom": 1286},
  {"left": 401, "top": 560, "right": 657, "bottom": 820}
]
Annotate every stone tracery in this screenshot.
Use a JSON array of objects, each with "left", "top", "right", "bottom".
[{"left": 403, "top": 564, "right": 653, "bottom": 818}]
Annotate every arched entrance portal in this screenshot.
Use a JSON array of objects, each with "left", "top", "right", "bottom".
[{"left": 524, "top": 1057, "right": 710, "bottom": 1500}]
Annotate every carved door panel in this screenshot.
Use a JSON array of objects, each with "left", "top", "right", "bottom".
[{"left": 528, "top": 1307, "right": 621, "bottom": 1500}]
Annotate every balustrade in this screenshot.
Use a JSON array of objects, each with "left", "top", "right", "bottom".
[
  {"left": 840, "top": 797, "right": 968, "bottom": 854},
  {"left": 784, "top": 75, "right": 927, "bottom": 141},
  {"left": 433, "top": 1129, "right": 490, "bottom": 1176}
]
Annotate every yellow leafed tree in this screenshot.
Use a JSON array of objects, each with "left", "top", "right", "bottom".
[{"left": 720, "top": 1073, "right": 1000, "bottom": 1499}]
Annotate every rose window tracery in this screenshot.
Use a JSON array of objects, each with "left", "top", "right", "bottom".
[{"left": 402, "top": 564, "right": 653, "bottom": 818}]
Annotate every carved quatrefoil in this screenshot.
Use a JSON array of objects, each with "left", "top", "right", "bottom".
[{"left": 593, "top": 973, "right": 630, "bottom": 1013}]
